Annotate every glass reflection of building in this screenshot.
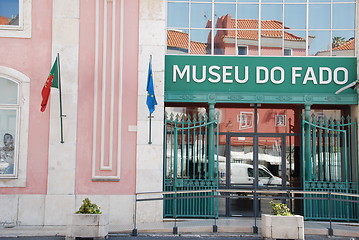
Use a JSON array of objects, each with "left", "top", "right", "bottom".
[{"left": 167, "top": 0, "right": 355, "bottom": 57}]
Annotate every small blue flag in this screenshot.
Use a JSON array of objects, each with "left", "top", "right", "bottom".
[{"left": 146, "top": 58, "right": 157, "bottom": 114}]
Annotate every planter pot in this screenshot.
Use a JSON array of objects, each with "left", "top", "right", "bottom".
[
  {"left": 66, "top": 214, "right": 109, "bottom": 240},
  {"left": 261, "top": 214, "right": 304, "bottom": 240}
]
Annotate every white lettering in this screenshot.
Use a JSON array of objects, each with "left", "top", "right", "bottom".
[
  {"left": 319, "top": 67, "right": 332, "bottom": 84},
  {"left": 208, "top": 65, "right": 221, "bottom": 83},
  {"left": 333, "top": 67, "right": 348, "bottom": 85},
  {"left": 303, "top": 67, "right": 317, "bottom": 85},
  {"left": 256, "top": 66, "right": 268, "bottom": 83},
  {"left": 192, "top": 66, "right": 206, "bottom": 83},
  {"left": 235, "top": 66, "right": 249, "bottom": 83},
  {"left": 292, "top": 67, "right": 302, "bottom": 84},
  {"left": 173, "top": 65, "right": 190, "bottom": 82},
  {"left": 271, "top": 67, "right": 284, "bottom": 84},
  {"left": 222, "top": 66, "right": 233, "bottom": 83}
]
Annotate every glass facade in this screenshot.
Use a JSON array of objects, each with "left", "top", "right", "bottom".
[{"left": 167, "top": 0, "right": 356, "bottom": 56}]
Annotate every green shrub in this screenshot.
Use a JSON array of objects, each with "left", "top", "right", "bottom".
[
  {"left": 76, "top": 198, "right": 102, "bottom": 214},
  {"left": 270, "top": 201, "right": 293, "bottom": 216}
]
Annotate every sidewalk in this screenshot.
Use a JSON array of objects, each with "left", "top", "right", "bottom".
[{"left": 0, "top": 218, "right": 358, "bottom": 239}]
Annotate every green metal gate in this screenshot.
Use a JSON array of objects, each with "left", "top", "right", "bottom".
[
  {"left": 302, "top": 115, "right": 359, "bottom": 221},
  {"left": 163, "top": 112, "right": 218, "bottom": 218}
]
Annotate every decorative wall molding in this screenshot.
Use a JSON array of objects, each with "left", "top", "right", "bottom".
[{"left": 92, "top": 0, "right": 123, "bottom": 180}]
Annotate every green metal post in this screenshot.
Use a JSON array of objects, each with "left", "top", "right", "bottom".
[
  {"left": 208, "top": 103, "right": 215, "bottom": 179},
  {"left": 304, "top": 104, "right": 312, "bottom": 181}
]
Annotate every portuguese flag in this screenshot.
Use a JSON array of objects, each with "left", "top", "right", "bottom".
[{"left": 40, "top": 57, "right": 59, "bottom": 112}]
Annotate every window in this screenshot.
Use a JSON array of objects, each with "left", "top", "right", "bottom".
[
  {"left": 167, "top": 0, "right": 356, "bottom": 56},
  {"left": 275, "top": 115, "right": 286, "bottom": 126},
  {"left": 0, "top": 0, "right": 31, "bottom": 38},
  {"left": 0, "top": 78, "right": 18, "bottom": 178},
  {"left": 0, "top": 0, "right": 19, "bottom": 27},
  {"left": 238, "top": 112, "right": 254, "bottom": 130},
  {"left": 0, "top": 66, "right": 29, "bottom": 186},
  {"left": 238, "top": 46, "right": 248, "bottom": 55},
  {"left": 284, "top": 48, "right": 292, "bottom": 56}
]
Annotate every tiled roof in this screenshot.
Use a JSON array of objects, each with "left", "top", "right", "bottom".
[
  {"left": 232, "top": 19, "right": 305, "bottom": 41},
  {"left": 333, "top": 38, "right": 355, "bottom": 50},
  {"left": 0, "top": 16, "right": 10, "bottom": 25},
  {"left": 167, "top": 30, "right": 208, "bottom": 54},
  {"left": 214, "top": 15, "right": 305, "bottom": 41}
]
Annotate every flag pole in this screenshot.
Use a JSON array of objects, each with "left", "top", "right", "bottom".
[
  {"left": 57, "top": 53, "right": 65, "bottom": 143},
  {"left": 148, "top": 113, "right": 152, "bottom": 144},
  {"left": 148, "top": 55, "right": 153, "bottom": 144}
]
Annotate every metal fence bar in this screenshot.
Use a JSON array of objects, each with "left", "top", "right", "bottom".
[{"left": 132, "top": 188, "right": 359, "bottom": 236}]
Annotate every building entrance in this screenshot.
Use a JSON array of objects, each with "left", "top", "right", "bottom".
[
  {"left": 217, "top": 104, "right": 302, "bottom": 217},
  {"left": 164, "top": 104, "right": 358, "bottom": 220},
  {"left": 218, "top": 133, "right": 301, "bottom": 217}
]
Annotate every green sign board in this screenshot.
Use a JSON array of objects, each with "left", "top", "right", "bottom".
[{"left": 165, "top": 55, "right": 358, "bottom": 104}]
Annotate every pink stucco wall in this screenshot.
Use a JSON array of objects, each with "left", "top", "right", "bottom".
[
  {"left": 0, "top": 0, "right": 53, "bottom": 194},
  {"left": 75, "top": 0, "right": 138, "bottom": 194}
]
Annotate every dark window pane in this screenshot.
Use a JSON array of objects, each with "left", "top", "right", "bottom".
[
  {"left": 284, "top": 48, "right": 292, "bottom": 56},
  {"left": 238, "top": 46, "right": 248, "bottom": 55}
]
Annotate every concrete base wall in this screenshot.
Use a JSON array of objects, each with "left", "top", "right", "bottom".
[{"left": 0, "top": 194, "right": 134, "bottom": 228}]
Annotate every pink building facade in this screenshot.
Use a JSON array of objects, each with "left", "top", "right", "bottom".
[{"left": 0, "top": 0, "right": 165, "bottom": 229}]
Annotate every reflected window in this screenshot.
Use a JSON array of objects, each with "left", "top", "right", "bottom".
[
  {"left": 238, "top": 112, "right": 254, "bottom": 130},
  {"left": 248, "top": 168, "right": 254, "bottom": 177},
  {"left": 238, "top": 46, "right": 248, "bottom": 55},
  {"left": 0, "top": 0, "right": 19, "bottom": 26},
  {"left": 275, "top": 115, "right": 286, "bottom": 126},
  {"left": 284, "top": 49, "right": 292, "bottom": 56}
]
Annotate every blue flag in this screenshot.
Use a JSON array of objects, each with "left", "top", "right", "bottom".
[{"left": 146, "top": 59, "right": 157, "bottom": 114}]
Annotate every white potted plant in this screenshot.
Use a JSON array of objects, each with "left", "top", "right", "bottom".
[
  {"left": 66, "top": 198, "right": 109, "bottom": 240},
  {"left": 261, "top": 201, "right": 304, "bottom": 240}
]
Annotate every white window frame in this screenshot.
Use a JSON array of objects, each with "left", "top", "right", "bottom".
[
  {"left": 0, "top": 0, "right": 31, "bottom": 38},
  {"left": 0, "top": 66, "right": 29, "bottom": 187}
]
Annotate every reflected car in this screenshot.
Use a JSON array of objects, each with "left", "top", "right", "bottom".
[{"left": 219, "top": 162, "right": 283, "bottom": 186}]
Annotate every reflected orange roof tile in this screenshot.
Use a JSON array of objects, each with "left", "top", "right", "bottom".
[
  {"left": 212, "top": 15, "right": 305, "bottom": 41},
  {"left": 167, "top": 30, "right": 208, "bottom": 54},
  {"left": 0, "top": 16, "right": 9, "bottom": 25},
  {"left": 333, "top": 38, "right": 355, "bottom": 50}
]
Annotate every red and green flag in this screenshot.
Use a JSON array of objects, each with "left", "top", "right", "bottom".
[{"left": 40, "top": 57, "right": 59, "bottom": 112}]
